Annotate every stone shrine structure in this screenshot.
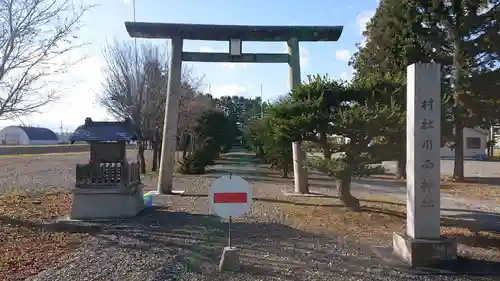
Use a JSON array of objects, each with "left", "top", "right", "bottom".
[{"left": 69, "top": 117, "right": 144, "bottom": 220}]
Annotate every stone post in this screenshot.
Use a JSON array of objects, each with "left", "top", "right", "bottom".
[
  {"left": 157, "top": 37, "right": 183, "bottom": 194},
  {"left": 287, "top": 38, "right": 308, "bottom": 194},
  {"left": 393, "top": 63, "right": 456, "bottom": 266}
]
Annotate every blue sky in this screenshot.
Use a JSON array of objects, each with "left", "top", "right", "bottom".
[{"left": 0, "top": 0, "right": 379, "bottom": 133}]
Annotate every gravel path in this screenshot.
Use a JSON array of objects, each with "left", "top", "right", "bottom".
[{"left": 24, "top": 149, "right": 498, "bottom": 281}]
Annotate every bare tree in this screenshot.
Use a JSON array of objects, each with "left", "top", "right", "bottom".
[
  {"left": 0, "top": 0, "right": 93, "bottom": 119},
  {"left": 100, "top": 40, "right": 207, "bottom": 173}
]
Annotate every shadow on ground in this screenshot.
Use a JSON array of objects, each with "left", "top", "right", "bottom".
[
  {"left": 5, "top": 204, "right": 500, "bottom": 277},
  {"left": 42, "top": 208, "right": 393, "bottom": 279},
  {"left": 169, "top": 191, "right": 500, "bottom": 264}
]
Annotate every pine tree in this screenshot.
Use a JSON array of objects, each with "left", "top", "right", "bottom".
[
  {"left": 350, "top": 0, "right": 438, "bottom": 178},
  {"left": 416, "top": 0, "right": 500, "bottom": 179}
]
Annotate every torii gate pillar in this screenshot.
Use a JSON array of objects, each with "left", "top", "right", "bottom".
[{"left": 125, "top": 22, "right": 344, "bottom": 195}]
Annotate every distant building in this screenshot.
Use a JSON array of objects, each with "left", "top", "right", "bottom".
[
  {"left": 0, "top": 126, "right": 60, "bottom": 145},
  {"left": 440, "top": 127, "right": 488, "bottom": 159}
]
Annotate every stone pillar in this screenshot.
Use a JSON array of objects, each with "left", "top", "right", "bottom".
[
  {"left": 157, "top": 37, "right": 183, "bottom": 194},
  {"left": 393, "top": 63, "right": 456, "bottom": 266},
  {"left": 287, "top": 38, "right": 308, "bottom": 194}
]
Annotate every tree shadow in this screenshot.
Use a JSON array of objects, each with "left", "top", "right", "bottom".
[
  {"left": 7, "top": 203, "right": 500, "bottom": 277},
  {"left": 43, "top": 208, "right": 391, "bottom": 279},
  {"left": 178, "top": 193, "right": 500, "bottom": 251}
]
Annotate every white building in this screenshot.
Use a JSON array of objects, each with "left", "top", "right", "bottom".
[
  {"left": 440, "top": 127, "right": 488, "bottom": 159},
  {"left": 0, "top": 126, "right": 60, "bottom": 145}
]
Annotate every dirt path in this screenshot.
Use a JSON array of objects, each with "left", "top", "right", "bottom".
[{"left": 26, "top": 149, "right": 496, "bottom": 281}]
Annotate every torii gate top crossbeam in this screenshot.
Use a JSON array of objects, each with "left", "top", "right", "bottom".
[{"left": 125, "top": 22, "right": 343, "bottom": 42}]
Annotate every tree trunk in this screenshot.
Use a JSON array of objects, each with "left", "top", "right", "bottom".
[
  {"left": 156, "top": 138, "right": 162, "bottom": 168},
  {"left": 396, "top": 160, "right": 406, "bottom": 179},
  {"left": 320, "top": 132, "right": 332, "bottom": 160},
  {"left": 137, "top": 141, "right": 146, "bottom": 174},
  {"left": 453, "top": 120, "right": 465, "bottom": 180},
  {"left": 452, "top": 26, "right": 465, "bottom": 181},
  {"left": 182, "top": 133, "right": 190, "bottom": 157},
  {"left": 336, "top": 177, "right": 361, "bottom": 211},
  {"left": 395, "top": 135, "right": 406, "bottom": 179},
  {"left": 281, "top": 163, "right": 288, "bottom": 178},
  {"left": 152, "top": 137, "right": 158, "bottom": 172}
]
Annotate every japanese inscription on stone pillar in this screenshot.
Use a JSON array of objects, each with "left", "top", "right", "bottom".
[
  {"left": 419, "top": 97, "right": 437, "bottom": 208},
  {"left": 406, "top": 63, "right": 441, "bottom": 239}
]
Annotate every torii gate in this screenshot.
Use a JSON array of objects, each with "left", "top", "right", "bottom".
[{"left": 124, "top": 22, "right": 344, "bottom": 195}]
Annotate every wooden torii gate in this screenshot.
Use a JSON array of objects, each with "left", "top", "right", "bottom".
[{"left": 124, "top": 22, "right": 344, "bottom": 195}]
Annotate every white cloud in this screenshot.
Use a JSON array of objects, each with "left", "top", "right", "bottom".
[
  {"left": 335, "top": 49, "right": 351, "bottom": 62},
  {"left": 300, "top": 48, "right": 309, "bottom": 68},
  {"left": 208, "top": 84, "right": 248, "bottom": 98},
  {"left": 356, "top": 10, "right": 375, "bottom": 34},
  {"left": 124, "top": 0, "right": 131, "bottom": 4},
  {"left": 339, "top": 68, "right": 354, "bottom": 81},
  {"left": 220, "top": 47, "right": 248, "bottom": 69},
  {"left": 199, "top": 46, "right": 214, "bottom": 53}
]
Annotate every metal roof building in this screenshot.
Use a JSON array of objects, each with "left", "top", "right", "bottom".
[{"left": 0, "top": 126, "right": 60, "bottom": 145}]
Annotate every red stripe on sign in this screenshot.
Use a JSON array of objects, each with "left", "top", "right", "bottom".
[{"left": 214, "top": 192, "right": 248, "bottom": 203}]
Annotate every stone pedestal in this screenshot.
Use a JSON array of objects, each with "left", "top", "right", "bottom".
[
  {"left": 218, "top": 246, "right": 240, "bottom": 272},
  {"left": 70, "top": 185, "right": 144, "bottom": 220},
  {"left": 393, "top": 232, "right": 457, "bottom": 267}
]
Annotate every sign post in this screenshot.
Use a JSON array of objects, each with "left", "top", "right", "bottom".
[{"left": 209, "top": 174, "right": 252, "bottom": 272}]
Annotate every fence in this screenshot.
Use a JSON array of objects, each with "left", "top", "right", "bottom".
[{"left": 75, "top": 162, "right": 141, "bottom": 188}]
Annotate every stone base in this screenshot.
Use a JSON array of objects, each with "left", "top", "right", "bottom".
[
  {"left": 393, "top": 232, "right": 457, "bottom": 267},
  {"left": 218, "top": 246, "right": 240, "bottom": 272},
  {"left": 70, "top": 185, "right": 144, "bottom": 220}
]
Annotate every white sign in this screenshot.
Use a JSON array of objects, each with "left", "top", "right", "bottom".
[{"left": 209, "top": 175, "right": 252, "bottom": 218}]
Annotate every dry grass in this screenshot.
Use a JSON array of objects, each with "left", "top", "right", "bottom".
[
  {"left": 278, "top": 194, "right": 500, "bottom": 262},
  {"left": 0, "top": 192, "right": 90, "bottom": 281},
  {"left": 370, "top": 174, "right": 500, "bottom": 203}
]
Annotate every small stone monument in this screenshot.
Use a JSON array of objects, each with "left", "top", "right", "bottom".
[
  {"left": 69, "top": 117, "right": 144, "bottom": 220},
  {"left": 392, "top": 63, "right": 457, "bottom": 266}
]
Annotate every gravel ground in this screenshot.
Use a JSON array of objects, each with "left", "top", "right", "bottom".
[
  {"left": 0, "top": 151, "right": 143, "bottom": 194},
  {"left": 22, "top": 151, "right": 499, "bottom": 281}
]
